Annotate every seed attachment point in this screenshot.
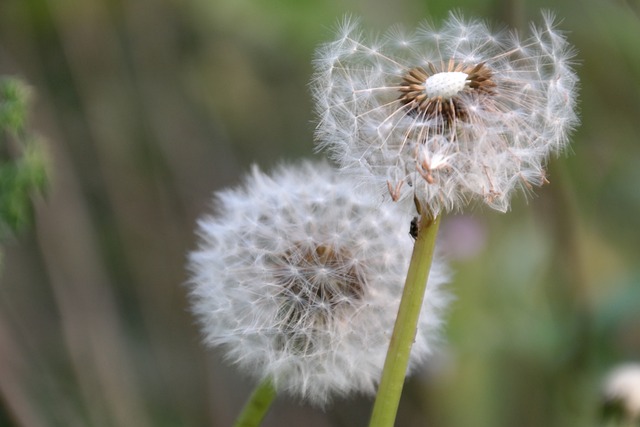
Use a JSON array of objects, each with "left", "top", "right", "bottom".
[{"left": 399, "top": 61, "right": 496, "bottom": 126}]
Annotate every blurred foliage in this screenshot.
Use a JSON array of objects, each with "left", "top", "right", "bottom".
[
  {"left": 0, "top": 77, "right": 48, "bottom": 243},
  {"left": 0, "top": 0, "right": 639, "bottom": 426}
]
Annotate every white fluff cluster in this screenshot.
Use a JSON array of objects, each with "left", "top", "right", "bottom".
[
  {"left": 188, "top": 161, "right": 450, "bottom": 405},
  {"left": 603, "top": 363, "right": 640, "bottom": 421},
  {"left": 312, "top": 12, "right": 579, "bottom": 214}
]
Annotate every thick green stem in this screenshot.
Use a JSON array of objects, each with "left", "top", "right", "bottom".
[
  {"left": 368, "top": 213, "right": 442, "bottom": 427},
  {"left": 233, "top": 378, "right": 277, "bottom": 427}
]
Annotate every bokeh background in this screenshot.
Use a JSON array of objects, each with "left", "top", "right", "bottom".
[{"left": 1, "top": 0, "right": 639, "bottom": 426}]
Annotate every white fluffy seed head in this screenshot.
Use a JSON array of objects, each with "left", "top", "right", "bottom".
[
  {"left": 187, "top": 161, "right": 451, "bottom": 406},
  {"left": 425, "top": 72, "right": 469, "bottom": 99},
  {"left": 312, "top": 11, "right": 579, "bottom": 215},
  {"left": 603, "top": 363, "right": 640, "bottom": 421}
]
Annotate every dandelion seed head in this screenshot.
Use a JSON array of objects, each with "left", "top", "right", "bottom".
[
  {"left": 187, "top": 161, "right": 450, "bottom": 405},
  {"left": 602, "top": 363, "right": 640, "bottom": 421},
  {"left": 312, "top": 12, "right": 579, "bottom": 214}
]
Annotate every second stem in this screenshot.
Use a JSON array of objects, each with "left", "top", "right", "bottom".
[{"left": 368, "top": 212, "right": 442, "bottom": 427}]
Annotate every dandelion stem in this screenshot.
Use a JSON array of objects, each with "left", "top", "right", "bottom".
[
  {"left": 368, "top": 212, "right": 441, "bottom": 427},
  {"left": 233, "top": 378, "right": 277, "bottom": 427}
]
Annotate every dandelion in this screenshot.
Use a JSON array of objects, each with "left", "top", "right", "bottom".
[
  {"left": 602, "top": 363, "right": 640, "bottom": 423},
  {"left": 187, "top": 161, "right": 450, "bottom": 407},
  {"left": 312, "top": 12, "right": 579, "bottom": 214}
]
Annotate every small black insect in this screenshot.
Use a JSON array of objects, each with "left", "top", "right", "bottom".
[{"left": 409, "top": 216, "right": 419, "bottom": 240}]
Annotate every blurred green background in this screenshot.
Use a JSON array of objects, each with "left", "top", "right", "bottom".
[{"left": 1, "top": 0, "right": 639, "bottom": 426}]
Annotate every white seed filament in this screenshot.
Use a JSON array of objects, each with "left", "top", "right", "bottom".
[{"left": 424, "top": 72, "right": 469, "bottom": 99}]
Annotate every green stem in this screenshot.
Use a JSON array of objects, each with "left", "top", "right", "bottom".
[
  {"left": 233, "top": 378, "right": 277, "bottom": 427},
  {"left": 368, "top": 212, "right": 442, "bottom": 427}
]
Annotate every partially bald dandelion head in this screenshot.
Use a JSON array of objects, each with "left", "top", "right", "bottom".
[
  {"left": 187, "top": 161, "right": 450, "bottom": 406},
  {"left": 312, "top": 12, "right": 579, "bottom": 214}
]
